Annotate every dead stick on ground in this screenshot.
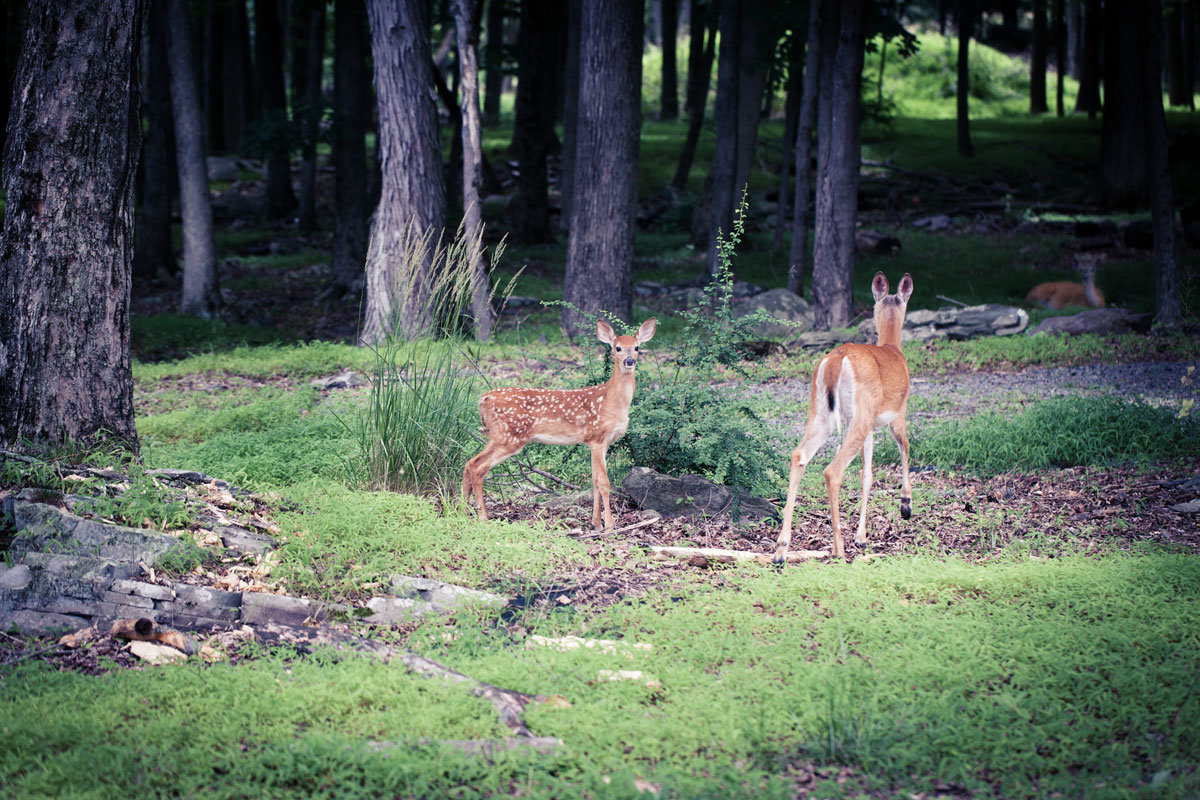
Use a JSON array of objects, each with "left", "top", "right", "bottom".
[
  {"left": 936, "top": 294, "right": 970, "bottom": 308},
  {"left": 648, "top": 545, "right": 828, "bottom": 565}
]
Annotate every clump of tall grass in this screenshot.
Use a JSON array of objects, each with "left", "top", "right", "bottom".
[{"left": 914, "top": 396, "right": 1194, "bottom": 475}]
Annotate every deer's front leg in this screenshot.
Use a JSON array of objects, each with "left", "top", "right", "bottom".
[
  {"left": 588, "top": 443, "right": 612, "bottom": 532},
  {"left": 855, "top": 430, "right": 874, "bottom": 548}
]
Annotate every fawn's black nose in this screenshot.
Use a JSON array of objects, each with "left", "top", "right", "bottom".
[{"left": 624, "top": 357, "right": 636, "bottom": 367}]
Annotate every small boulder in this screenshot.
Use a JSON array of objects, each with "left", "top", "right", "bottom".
[
  {"left": 733, "top": 288, "right": 815, "bottom": 338},
  {"left": 622, "top": 467, "right": 778, "bottom": 521},
  {"left": 1029, "top": 308, "right": 1152, "bottom": 336}
]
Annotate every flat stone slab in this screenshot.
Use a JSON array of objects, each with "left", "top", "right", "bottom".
[
  {"left": 240, "top": 592, "right": 346, "bottom": 627},
  {"left": 622, "top": 467, "right": 778, "bottom": 521},
  {"left": 10, "top": 501, "right": 186, "bottom": 564}
]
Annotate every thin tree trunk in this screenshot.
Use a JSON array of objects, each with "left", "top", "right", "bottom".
[
  {"left": 956, "top": 0, "right": 974, "bottom": 156},
  {"left": 1030, "top": 0, "right": 1048, "bottom": 113},
  {"left": 1067, "top": 0, "right": 1081, "bottom": 78},
  {"left": 787, "top": 0, "right": 822, "bottom": 297},
  {"left": 1075, "top": 0, "right": 1101, "bottom": 116},
  {"left": 1054, "top": 0, "right": 1065, "bottom": 117},
  {"left": 702, "top": 0, "right": 742, "bottom": 279},
  {"left": 683, "top": 0, "right": 706, "bottom": 116},
  {"left": 362, "top": 0, "right": 447, "bottom": 343},
  {"left": 482, "top": 0, "right": 504, "bottom": 126},
  {"left": 1144, "top": 5, "right": 1181, "bottom": 326},
  {"left": 512, "top": 0, "right": 556, "bottom": 243},
  {"left": 0, "top": 0, "right": 143, "bottom": 451},
  {"left": 672, "top": 2, "right": 716, "bottom": 189},
  {"left": 135, "top": 0, "right": 177, "bottom": 284},
  {"left": 562, "top": 0, "right": 644, "bottom": 337},
  {"left": 454, "top": 0, "right": 496, "bottom": 340},
  {"left": 774, "top": 36, "right": 803, "bottom": 252},
  {"left": 256, "top": 0, "right": 296, "bottom": 218},
  {"left": 219, "top": 0, "right": 252, "bottom": 151},
  {"left": 661, "top": 0, "right": 679, "bottom": 118},
  {"left": 811, "top": 0, "right": 865, "bottom": 330},
  {"left": 560, "top": 0, "right": 582, "bottom": 227},
  {"left": 203, "top": 1, "right": 226, "bottom": 153},
  {"left": 1167, "top": 1, "right": 1189, "bottom": 107},
  {"left": 331, "top": 0, "right": 368, "bottom": 296},
  {"left": 1183, "top": 0, "right": 1196, "bottom": 107},
  {"left": 731, "top": 4, "right": 771, "bottom": 202},
  {"left": 294, "top": 0, "right": 326, "bottom": 231},
  {"left": 166, "top": 0, "right": 221, "bottom": 318}
]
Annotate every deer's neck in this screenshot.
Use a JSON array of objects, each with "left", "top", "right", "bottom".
[
  {"left": 1082, "top": 274, "right": 1102, "bottom": 307},
  {"left": 876, "top": 324, "right": 903, "bottom": 349},
  {"left": 603, "top": 370, "right": 636, "bottom": 413}
]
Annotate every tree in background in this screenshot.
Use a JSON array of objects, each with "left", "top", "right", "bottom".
[
  {"left": 511, "top": 0, "right": 562, "bottom": 243},
  {"left": 811, "top": 0, "right": 866, "bottom": 329},
  {"left": 1030, "top": 0, "right": 1047, "bottom": 114},
  {"left": 787, "top": 0, "right": 822, "bottom": 297},
  {"left": 671, "top": 0, "right": 717, "bottom": 189},
  {"left": 255, "top": 0, "right": 297, "bottom": 218},
  {"left": 207, "top": 0, "right": 255, "bottom": 153},
  {"left": 134, "top": 0, "right": 178, "bottom": 286},
  {"left": 559, "top": 0, "right": 582, "bottom": 226},
  {"left": 362, "top": 0, "right": 446, "bottom": 342},
  {"left": 292, "top": 0, "right": 327, "bottom": 232},
  {"left": 1142, "top": 3, "right": 1181, "bottom": 326},
  {"left": 0, "top": 0, "right": 144, "bottom": 451},
  {"left": 331, "top": 0, "right": 369, "bottom": 297},
  {"left": 562, "top": 0, "right": 644, "bottom": 337},
  {"left": 166, "top": 0, "right": 221, "bottom": 317},
  {"left": 1099, "top": 0, "right": 1150, "bottom": 207},
  {"left": 661, "top": 0, "right": 679, "bottom": 119},
  {"left": 956, "top": 0, "right": 974, "bottom": 156},
  {"left": 482, "top": 0, "right": 506, "bottom": 126},
  {"left": 1074, "top": 0, "right": 1100, "bottom": 116}
]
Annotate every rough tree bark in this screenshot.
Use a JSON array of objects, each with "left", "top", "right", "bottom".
[
  {"left": 671, "top": 0, "right": 717, "bottom": 189},
  {"left": 562, "top": 0, "right": 644, "bottom": 337},
  {"left": 166, "top": 0, "right": 221, "bottom": 318},
  {"left": 0, "top": 0, "right": 144, "bottom": 451},
  {"left": 331, "top": 0, "right": 368, "bottom": 296},
  {"left": 731, "top": 4, "right": 771, "bottom": 206},
  {"left": 811, "top": 0, "right": 866, "bottom": 330},
  {"left": 661, "top": 0, "right": 679, "bottom": 119},
  {"left": 255, "top": 0, "right": 296, "bottom": 218},
  {"left": 1099, "top": 0, "right": 1149, "bottom": 207},
  {"left": 453, "top": 0, "right": 497, "bottom": 340},
  {"left": 293, "top": 0, "right": 326, "bottom": 232},
  {"left": 956, "top": 0, "right": 974, "bottom": 156},
  {"left": 1074, "top": 0, "right": 1101, "bottom": 116},
  {"left": 362, "top": 0, "right": 447, "bottom": 343},
  {"left": 135, "top": 0, "right": 178, "bottom": 284},
  {"left": 512, "top": 0, "right": 559, "bottom": 244},
  {"left": 1030, "top": 0, "right": 1048, "bottom": 113},
  {"left": 701, "top": 0, "right": 742, "bottom": 279},
  {"left": 787, "top": 0, "right": 822, "bottom": 297},
  {"left": 1143, "top": 5, "right": 1181, "bottom": 326}
]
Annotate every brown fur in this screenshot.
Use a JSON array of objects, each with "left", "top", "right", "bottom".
[
  {"left": 1026, "top": 254, "right": 1106, "bottom": 309},
  {"left": 463, "top": 318, "right": 657, "bottom": 531},
  {"left": 774, "top": 273, "right": 914, "bottom": 561}
]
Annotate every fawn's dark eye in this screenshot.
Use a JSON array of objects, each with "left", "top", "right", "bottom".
[
  {"left": 634, "top": 346, "right": 639, "bottom": 352},
  {"left": 615, "top": 346, "right": 622, "bottom": 352}
]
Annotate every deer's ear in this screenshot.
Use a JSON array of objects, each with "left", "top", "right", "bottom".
[
  {"left": 636, "top": 318, "right": 657, "bottom": 344},
  {"left": 897, "top": 273, "right": 914, "bottom": 303},
  {"left": 596, "top": 319, "right": 616, "bottom": 345},
  {"left": 871, "top": 272, "right": 889, "bottom": 302}
]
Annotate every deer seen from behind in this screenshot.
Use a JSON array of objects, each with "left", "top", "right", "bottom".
[
  {"left": 1025, "top": 253, "right": 1106, "bottom": 309},
  {"left": 463, "top": 318, "right": 657, "bottom": 532},
  {"left": 774, "top": 273, "right": 914, "bottom": 562}
]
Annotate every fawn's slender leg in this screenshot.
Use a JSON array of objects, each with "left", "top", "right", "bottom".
[
  {"left": 464, "top": 441, "right": 524, "bottom": 521},
  {"left": 855, "top": 430, "right": 874, "bottom": 547},
  {"left": 589, "top": 443, "right": 613, "bottom": 531},
  {"left": 823, "top": 413, "right": 873, "bottom": 558},
  {"left": 774, "top": 412, "right": 831, "bottom": 564},
  {"left": 890, "top": 414, "right": 912, "bottom": 520}
]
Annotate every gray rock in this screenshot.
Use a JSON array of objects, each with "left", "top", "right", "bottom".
[
  {"left": 622, "top": 467, "right": 778, "bottom": 521},
  {"left": 2, "top": 609, "right": 90, "bottom": 635},
  {"left": 0, "top": 564, "right": 32, "bottom": 591},
  {"left": 388, "top": 576, "right": 508, "bottom": 615},
  {"left": 216, "top": 525, "right": 274, "bottom": 556},
  {"left": 310, "top": 370, "right": 367, "bottom": 391},
  {"left": 1170, "top": 500, "right": 1200, "bottom": 514},
  {"left": 145, "top": 468, "right": 228, "bottom": 488},
  {"left": 788, "top": 329, "right": 866, "bottom": 350},
  {"left": 861, "top": 303, "right": 1028, "bottom": 342},
  {"left": 11, "top": 501, "right": 186, "bottom": 564},
  {"left": 241, "top": 592, "right": 346, "bottom": 627},
  {"left": 1029, "top": 308, "right": 1152, "bottom": 336},
  {"left": 732, "top": 289, "right": 815, "bottom": 338},
  {"left": 205, "top": 156, "right": 243, "bottom": 182}
]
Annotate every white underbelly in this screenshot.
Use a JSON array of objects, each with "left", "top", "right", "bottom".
[{"left": 531, "top": 432, "right": 581, "bottom": 445}]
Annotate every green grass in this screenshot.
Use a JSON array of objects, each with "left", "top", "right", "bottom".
[
  {"left": 913, "top": 396, "right": 1196, "bottom": 475},
  {"left": 134, "top": 341, "right": 368, "bottom": 383}
]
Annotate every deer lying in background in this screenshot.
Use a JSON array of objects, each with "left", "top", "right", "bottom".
[
  {"left": 463, "top": 318, "right": 657, "bottom": 532},
  {"left": 1025, "top": 253, "right": 1106, "bottom": 309},
  {"left": 774, "top": 273, "right": 914, "bottom": 562}
]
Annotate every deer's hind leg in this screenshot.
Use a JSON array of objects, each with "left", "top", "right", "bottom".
[
  {"left": 823, "top": 413, "right": 873, "bottom": 559},
  {"left": 890, "top": 415, "right": 912, "bottom": 520},
  {"left": 464, "top": 440, "right": 525, "bottom": 521},
  {"left": 854, "top": 430, "right": 874, "bottom": 548},
  {"left": 774, "top": 411, "right": 832, "bottom": 564}
]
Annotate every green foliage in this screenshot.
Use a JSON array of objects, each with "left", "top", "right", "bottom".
[
  {"left": 74, "top": 465, "right": 191, "bottom": 531},
  {"left": 344, "top": 339, "right": 481, "bottom": 502},
  {"left": 134, "top": 341, "right": 368, "bottom": 383},
  {"left": 132, "top": 314, "right": 288, "bottom": 362},
  {"left": 914, "top": 397, "right": 1195, "bottom": 475},
  {"left": 152, "top": 535, "right": 217, "bottom": 576}
]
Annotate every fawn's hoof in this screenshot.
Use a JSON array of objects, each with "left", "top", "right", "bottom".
[
  {"left": 772, "top": 549, "right": 787, "bottom": 566},
  {"left": 900, "top": 497, "right": 912, "bottom": 520}
]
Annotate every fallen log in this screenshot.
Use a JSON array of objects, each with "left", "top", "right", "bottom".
[{"left": 647, "top": 545, "right": 828, "bottom": 566}]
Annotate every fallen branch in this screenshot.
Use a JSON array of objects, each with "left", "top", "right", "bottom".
[
  {"left": 110, "top": 618, "right": 196, "bottom": 654},
  {"left": 936, "top": 294, "right": 970, "bottom": 308},
  {"left": 648, "top": 545, "right": 828, "bottom": 565},
  {"left": 367, "top": 737, "right": 561, "bottom": 757}
]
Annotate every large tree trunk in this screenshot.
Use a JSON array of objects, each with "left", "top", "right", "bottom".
[
  {"left": 482, "top": 0, "right": 504, "bottom": 126},
  {"left": 562, "top": 0, "right": 644, "bottom": 337},
  {"left": 1066, "top": 0, "right": 1081, "bottom": 78},
  {"left": 166, "top": 0, "right": 221, "bottom": 318},
  {"left": 203, "top": 1, "right": 226, "bottom": 153},
  {"left": 1074, "top": 0, "right": 1101, "bottom": 116},
  {"left": 731, "top": 4, "right": 771, "bottom": 203},
  {"left": 661, "top": 0, "right": 679, "bottom": 119},
  {"left": 672, "top": 0, "right": 717, "bottom": 189},
  {"left": 362, "top": 0, "right": 447, "bottom": 343},
  {"left": 1144, "top": 5, "right": 1181, "bottom": 326},
  {"left": 560, "top": 0, "right": 583, "bottom": 227},
  {"left": 956, "top": 0, "right": 974, "bottom": 156},
  {"left": 217, "top": 0, "right": 253, "bottom": 152},
  {"left": 255, "top": 0, "right": 296, "bottom": 218},
  {"left": 454, "top": 0, "right": 497, "bottom": 340},
  {"left": 0, "top": 0, "right": 143, "bottom": 451},
  {"left": 1054, "top": 0, "right": 1065, "bottom": 117},
  {"left": 331, "top": 0, "right": 368, "bottom": 296},
  {"left": 512, "top": 0, "right": 559, "bottom": 244},
  {"left": 0, "top": 3, "right": 26, "bottom": 160},
  {"left": 701, "top": 0, "right": 742, "bottom": 279},
  {"left": 1099, "top": 0, "right": 1149, "bottom": 207},
  {"left": 1183, "top": 0, "right": 1196, "bottom": 107},
  {"left": 1030, "top": 0, "right": 1048, "bottom": 113},
  {"left": 293, "top": 0, "right": 326, "bottom": 232},
  {"left": 135, "top": 0, "right": 178, "bottom": 285},
  {"left": 811, "top": 0, "right": 865, "bottom": 330},
  {"left": 787, "top": 0, "right": 822, "bottom": 297}
]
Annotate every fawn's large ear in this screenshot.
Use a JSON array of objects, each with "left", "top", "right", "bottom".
[
  {"left": 897, "top": 273, "right": 914, "bottom": 304},
  {"left": 636, "top": 318, "right": 657, "bottom": 344},
  {"left": 596, "top": 319, "right": 616, "bottom": 345},
  {"left": 871, "top": 272, "right": 889, "bottom": 302}
]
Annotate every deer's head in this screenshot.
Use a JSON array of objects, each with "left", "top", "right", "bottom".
[
  {"left": 871, "top": 272, "right": 914, "bottom": 348},
  {"left": 598, "top": 318, "right": 657, "bottom": 375}
]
